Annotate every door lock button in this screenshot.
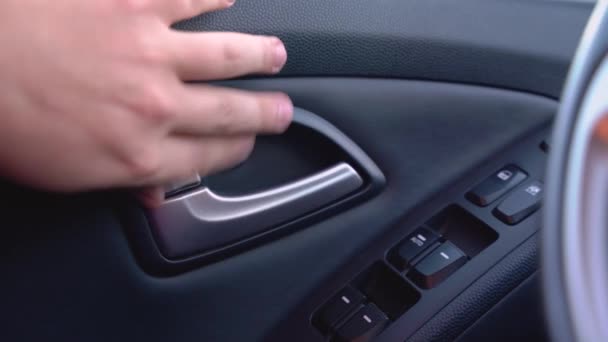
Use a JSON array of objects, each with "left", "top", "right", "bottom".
[
  {"left": 494, "top": 180, "right": 543, "bottom": 225},
  {"left": 466, "top": 165, "right": 527, "bottom": 206},
  {"left": 408, "top": 241, "right": 467, "bottom": 289}
]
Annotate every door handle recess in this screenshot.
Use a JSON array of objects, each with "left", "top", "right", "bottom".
[
  {"left": 140, "top": 107, "right": 385, "bottom": 266},
  {"left": 151, "top": 162, "right": 363, "bottom": 259}
]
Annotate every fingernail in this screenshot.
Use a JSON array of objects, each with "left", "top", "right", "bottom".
[
  {"left": 271, "top": 38, "right": 287, "bottom": 73},
  {"left": 226, "top": 0, "right": 236, "bottom": 6},
  {"left": 276, "top": 97, "right": 294, "bottom": 131}
]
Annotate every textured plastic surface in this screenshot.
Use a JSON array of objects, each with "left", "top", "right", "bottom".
[
  {"left": 407, "top": 234, "right": 539, "bottom": 341},
  {"left": 457, "top": 273, "right": 548, "bottom": 342},
  {"left": 177, "top": 0, "right": 591, "bottom": 98}
]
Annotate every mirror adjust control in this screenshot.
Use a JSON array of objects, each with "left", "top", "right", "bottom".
[
  {"left": 494, "top": 180, "right": 543, "bottom": 225},
  {"left": 392, "top": 227, "right": 440, "bottom": 270},
  {"left": 165, "top": 174, "right": 202, "bottom": 198},
  {"left": 466, "top": 165, "right": 527, "bottom": 206},
  {"left": 317, "top": 286, "right": 365, "bottom": 333},
  {"left": 332, "top": 304, "right": 388, "bottom": 342},
  {"left": 408, "top": 241, "right": 467, "bottom": 289}
]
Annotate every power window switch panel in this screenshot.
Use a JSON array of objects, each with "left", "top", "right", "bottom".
[
  {"left": 494, "top": 180, "right": 543, "bottom": 225},
  {"left": 317, "top": 286, "right": 365, "bottom": 333},
  {"left": 408, "top": 241, "right": 467, "bottom": 289},
  {"left": 466, "top": 165, "right": 527, "bottom": 206},
  {"left": 332, "top": 304, "right": 388, "bottom": 342},
  {"left": 392, "top": 227, "right": 440, "bottom": 270}
]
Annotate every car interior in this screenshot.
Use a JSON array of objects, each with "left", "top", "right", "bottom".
[{"left": 2, "top": 0, "right": 607, "bottom": 341}]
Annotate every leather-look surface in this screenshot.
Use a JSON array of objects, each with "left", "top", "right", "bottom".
[{"left": 177, "top": 0, "right": 592, "bottom": 98}]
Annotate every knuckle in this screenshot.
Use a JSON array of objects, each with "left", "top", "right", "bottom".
[
  {"left": 173, "top": 167, "right": 199, "bottom": 182},
  {"left": 175, "top": 0, "right": 196, "bottom": 13},
  {"left": 123, "top": 145, "right": 162, "bottom": 180},
  {"left": 121, "top": 0, "right": 152, "bottom": 13},
  {"left": 130, "top": 84, "right": 176, "bottom": 123},
  {"left": 234, "top": 137, "right": 256, "bottom": 163},
  {"left": 218, "top": 0, "right": 234, "bottom": 8},
  {"left": 215, "top": 96, "right": 239, "bottom": 132},
  {"left": 200, "top": 139, "right": 255, "bottom": 177},
  {"left": 222, "top": 41, "right": 245, "bottom": 63},
  {"left": 255, "top": 95, "right": 279, "bottom": 130},
  {"left": 197, "top": 163, "right": 213, "bottom": 177},
  {"left": 135, "top": 34, "right": 170, "bottom": 65}
]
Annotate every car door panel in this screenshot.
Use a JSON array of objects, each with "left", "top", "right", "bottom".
[
  {"left": 178, "top": 0, "right": 591, "bottom": 97},
  {"left": 2, "top": 78, "right": 554, "bottom": 341},
  {"left": 0, "top": 0, "right": 593, "bottom": 341}
]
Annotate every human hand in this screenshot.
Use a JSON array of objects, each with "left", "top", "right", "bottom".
[
  {"left": 596, "top": 116, "right": 608, "bottom": 143},
  {"left": 0, "top": 0, "right": 292, "bottom": 207}
]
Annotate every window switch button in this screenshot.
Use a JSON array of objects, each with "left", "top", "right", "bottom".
[
  {"left": 494, "top": 180, "right": 543, "bottom": 225},
  {"left": 316, "top": 286, "right": 365, "bottom": 333},
  {"left": 408, "top": 241, "right": 467, "bottom": 289},
  {"left": 332, "top": 304, "right": 388, "bottom": 342},
  {"left": 466, "top": 165, "right": 527, "bottom": 206},
  {"left": 391, "top": 227, "right": 440, "bottom": 270}
]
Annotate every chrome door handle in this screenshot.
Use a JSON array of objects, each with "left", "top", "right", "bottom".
[
  {"left": 150, "top": 162, "right": 363, "bottom": 259},
  {"left": 142, "top": 107, "right": 385, "bottom": 264}
]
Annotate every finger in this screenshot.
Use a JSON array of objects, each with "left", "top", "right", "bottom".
[
  {"left": 156, "top": 0, "right": 235, "bottom": 24},
  {"left": 143, "top": 135, "right": 255, "bottom": 185},
  {"left": 596, "top": 116, "right": 608, "bottom": 143},
  {"left": 169, "top": 32, "right": 287, "bottom": 81},
  {"left": 170, "top": 85, "right": 293, "bottom": 135},
  {"left": 136, "top": 186, "right": 165, "bottom": 208}
]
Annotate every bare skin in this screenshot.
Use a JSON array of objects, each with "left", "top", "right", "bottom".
[
  {"left": 0, "top": 0, "right": 293, "bottom": 207},
  {"left": 596, "top": 115, "right": 608, "bottom": 143}
]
